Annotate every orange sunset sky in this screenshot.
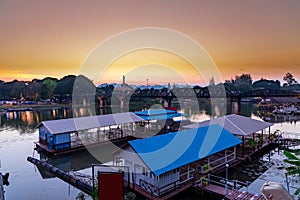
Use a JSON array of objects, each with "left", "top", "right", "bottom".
[{"left": 0, "top": 0, "right": 299, "bottom": 86}]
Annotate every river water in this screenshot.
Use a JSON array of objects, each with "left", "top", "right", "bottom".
[{"left": 0, "top": 103, "right": 300, "bottom": 200}]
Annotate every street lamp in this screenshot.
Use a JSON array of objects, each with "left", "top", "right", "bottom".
[{"left": 226, "top": 163, "right": 229, "bottom": 197}]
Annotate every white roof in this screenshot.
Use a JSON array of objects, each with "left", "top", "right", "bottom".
[
  {"left": 184, "top": 114, "right": 273, "bottom": 136},
  {"left": 36, "top": 112, "right": 144, "bottom": 135}
]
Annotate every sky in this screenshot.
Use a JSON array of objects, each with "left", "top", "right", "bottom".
[{"left": 0, "top": 0, "right": 299, "bottom": 86}]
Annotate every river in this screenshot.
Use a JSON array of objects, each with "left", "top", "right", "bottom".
[{"left": 0, "top": 102, "right": 299, "bottom": 200}]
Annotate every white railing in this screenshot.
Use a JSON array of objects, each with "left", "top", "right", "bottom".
[
  {"left": 180, "top": 168, "right": 195, "bottom": 184},
  {"left": 200, "top": 151, "right": 235, "bottom": 173},
  {"left": 200, "top": 174, "right": 253, "bottom": 193}
]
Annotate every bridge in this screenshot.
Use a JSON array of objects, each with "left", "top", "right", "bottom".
[{"left": 97, "top": 85, "right": 298, "bottom": 105}]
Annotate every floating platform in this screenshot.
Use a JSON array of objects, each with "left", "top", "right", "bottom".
[
  {"left": 35, "top": 135, "right": 135, "bottom": 156},
  {"left": 202, "top": 184, "right": 264, "bottom": 200}
]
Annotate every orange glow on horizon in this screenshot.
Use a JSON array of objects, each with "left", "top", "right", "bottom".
[{"left": 0, "top": 1, "right": 299, "bottom": 85}]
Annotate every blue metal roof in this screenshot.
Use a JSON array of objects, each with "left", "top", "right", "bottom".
[
  {"left": 134, "top": 109, "right": 186, "bottom": 121},
  {"left": 129, "top": 124, "right": 242, "bottom": 176},
  {"left": 135, "top": 109, "right": 177, "bottom": 116}
]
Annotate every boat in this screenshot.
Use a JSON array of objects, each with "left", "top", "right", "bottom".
[
  {"left": 272, "top": 105, "right": 300, "bottom": 115},
  {"left": 6, "top": 107, "right": 33, "bottom": 112}
]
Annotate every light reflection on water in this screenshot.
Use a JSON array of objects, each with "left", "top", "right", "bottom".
[{"left": 0, "top": 103, "right": 299, "bottom": 199}]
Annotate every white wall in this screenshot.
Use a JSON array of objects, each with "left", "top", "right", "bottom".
[{"left": 114, "top": 145, "right": 180, "bottom": 196}]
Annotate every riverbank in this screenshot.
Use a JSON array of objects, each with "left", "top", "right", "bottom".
[{"left": 0, "top": 103, "right": 71, "bottom": 114}]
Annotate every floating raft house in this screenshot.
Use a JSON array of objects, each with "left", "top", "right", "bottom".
[
  {"left": 135, "top": 109, "right": 187, "bottom": 121},
  {"left": 35, "top": 112, "right": 144, "bottom": 154}
]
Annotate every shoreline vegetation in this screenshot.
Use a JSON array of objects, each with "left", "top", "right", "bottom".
[
  {"left": 0, "top": 73, "right": 299, "bottom": 104},
  {"left": 0, "top": 103, "right": 70, "bottom": 112}
]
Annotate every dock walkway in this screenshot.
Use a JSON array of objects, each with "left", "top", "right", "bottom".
[
  {"left": 203, "top": 184, "right": 264, "bottom": 200},
  {"left": 130, "top": 182, "right": 193, "bottom": 200},
  {"left": 27, "top": 157, "right": 93, "bottom": 195}
]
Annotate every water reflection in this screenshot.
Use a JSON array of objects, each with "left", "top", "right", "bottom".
[
  {"left": 37, "top": 143, "right": 119, "bottom": 174},
  {"left": 1, "top": 102, "right": 300, "bottom": 134},
  {"left": 0, "top": 107, "right": 113, "bottom": 133},
  {"left": 1, "top": 102, "right": 300, "bottom": 200}
]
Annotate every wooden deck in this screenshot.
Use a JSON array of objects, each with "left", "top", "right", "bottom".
[
  {"left": 35, "top": 135, "right": 134, "bottom": 155},
  {"left": 202, "top": 184, "right": 264, "bottom": 200}
]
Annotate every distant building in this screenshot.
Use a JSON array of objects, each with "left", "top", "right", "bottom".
[{"left": 114, "top": 75, "right": 133, "bottom": 93}]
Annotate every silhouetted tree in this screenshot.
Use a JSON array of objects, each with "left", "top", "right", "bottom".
[
  {"left": 234, "top": 73, "right": 252, "bottom": 84},
  {"left": 283, "top": 72, "right": 298, "bottom": 86},
  {"left": 27, "top": 80, "right": 42, "bottom": 101},
  {"left": 55, "top": 75, "right": 77, "bottom": 96},
  {"left": 10, "top": 80, "right": 26, "bottom": 99},
  {"left": 231, "top": 73, "right": 253, "bottom": 92},
  {"left": 43, "top": 79, "right": 57, "bottom": 99},
  {"left": 253, "top": 79, "right": 281, "bottom": 89}
]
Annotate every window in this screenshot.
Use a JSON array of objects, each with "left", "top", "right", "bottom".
[
  {"left": 124, "top": 160, "right": 132, "bottom": 167},
  {"left": 142, "top": 167, "right": 147, "bottom": 176}
]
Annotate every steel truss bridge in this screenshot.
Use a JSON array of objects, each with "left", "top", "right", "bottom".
[{"left": 119, "top": 86, "right": 297, "bottom": 100}]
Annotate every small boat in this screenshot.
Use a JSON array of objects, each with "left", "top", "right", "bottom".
[
  {"left": 6, "top": 107, "right": 33, "bottom": 112},
  {"left": 272, "top": 105, "right": 299, "bottom": 115}
]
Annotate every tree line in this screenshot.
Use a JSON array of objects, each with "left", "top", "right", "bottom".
[
  {"left": 0, "top": 72, "right": 298, "bottom": 102},
  {"left": 0, "top": 75, "right": 96, "bottom": 102},
  {"left": 222, "top": 72, "right": 299, "bottom": 93}
]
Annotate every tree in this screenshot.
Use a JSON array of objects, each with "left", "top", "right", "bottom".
[
  {"left": 27, "top": 80, "right": 42, "bottom": 101},
  {"left": 43, "top": 79, "right": 57, "bottom": 99},
  {"left": 231, "top": 73, "right": 253, "bottom": 93},
  {"left": 280, "top": 150, "right": 300, "bottom": 196},
  {"left": 234, "top": 73, "right": 252, "bottom": 84},
  {"left": 253, "top": 79, "right": 281, "bottom": 89},
  {"left": 9, "top": 80, "right": 26, "bottom": 99},
  {"left": 283, "top": 72, "right": 298, "bottom": 86},
  {"left": 55, "top": 75, "right": 77, "bottom": 96}
]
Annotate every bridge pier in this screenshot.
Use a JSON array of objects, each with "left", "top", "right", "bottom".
[
  {"left": 98, "top": 96, "right": 108, "bottom": 108},
  {"left": 119, "top": 96, "right": 130, "bottom": 110},
  {"left": 231, "top": 96, "right": 241, "bottom": 114},
  {"left": 163, "top": 98, "right": 172, "bottom": 108}
]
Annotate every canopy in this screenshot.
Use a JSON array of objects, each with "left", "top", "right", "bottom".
[
  {"left": 36, "top": 112, "right": 144, "bottom": 135},
  {"left": 129, "top": 124, "right": 242, "bottom": 176},
  {"left": 135, "top": 109, "right": 187, "bottom": 121},
  {"left": 184, "top": 114, "right": 273, "bottom": 136}
]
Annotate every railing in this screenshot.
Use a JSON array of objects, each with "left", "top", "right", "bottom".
[
  {"left": 140, "top": 179, "right": 159, "bottom": 196},
  {"left": 200, "top": 151, "right": 235, "bottom": 173},
  {"left": 180, "top": 168, "right": 195, "bottom": 184},
  {"left": 199, "top": 174, "right": 263, "bottom": 195},
  {"left": 139, "top": 179, "right": 180, "bottom": 198},
  {"left": 205, "top": 174, "right": 249, "bottom": 189}
]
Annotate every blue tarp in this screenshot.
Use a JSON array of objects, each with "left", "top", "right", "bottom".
[
  {"left": 135, "top": 109, "right": 186, "bottom": 121},
  {"left": 129, "top": 124, "right": 242, "bottom": 176}
]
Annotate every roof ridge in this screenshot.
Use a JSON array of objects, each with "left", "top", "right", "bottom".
[{"left": 224, "top": 116, "right": 247, "bottom": 135}]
